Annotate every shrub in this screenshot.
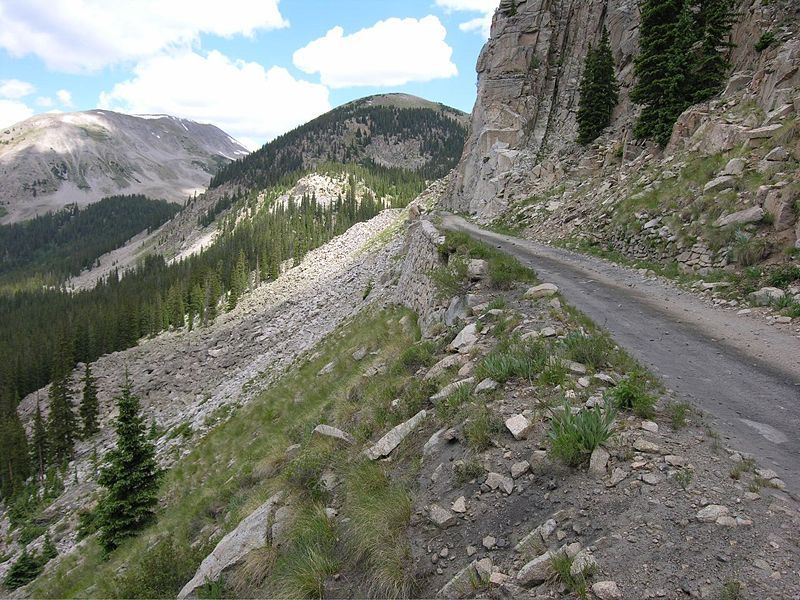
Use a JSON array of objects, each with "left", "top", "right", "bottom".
[
  {"left": 674, "top": 467, "right": 693, "bottom": 490},
  {"left": 430, "top": 258, "right": 469, "bottom": 298},
  {"left": 754, "top": 31, "right": 777, "bottom": 52},
  {"left": 538, "top": 360, "right": 569, "bottom": 387},
  {"left": 550, "top": 549, "right": 592, "bottom": 599},
  {"left": 113, "top": 534, "right": 203, "bottom": 599},
  {"left": 342, "top": 462, "right": 413, "bottom": 598},
  {"left": 729, "top": 231, "right": 768, "bottom": 266},
  {"left": 766, "top": 264, "right": 800, "bottom": 288},
  {"left": 548, "top": 404, "right": 615, "bottom": 467},
  {"left": 561, "top": 332, "right": 612, "bottom": 369},
  {"left": 611, "top": 372, "right": 656, "bottom": 418},
  {"left": 3, "top": 548, "right": 45, "bottom": 590}
]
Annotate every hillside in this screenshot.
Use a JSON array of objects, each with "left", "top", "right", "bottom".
[
  {"left": 210, "top": 93, "right": 469, "bottom": 192},
  {"left": 0, "top": 110, "right": 248, "bottom": 223}
]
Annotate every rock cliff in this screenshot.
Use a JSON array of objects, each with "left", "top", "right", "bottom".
[{"left": 448, "top": 0, "right": 800, "bottom": 220}]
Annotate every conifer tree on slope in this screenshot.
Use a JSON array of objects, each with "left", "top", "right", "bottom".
[
  {"left": 31, "top": 398, "right": 49, "bottom": 481},
  {"left": 80, "top": 363, "right": 99, "bottom": 438},
  {"left": 577, "top": 28, "right": 619, "bottom": 144},
  {"left": 0, "top": 394, "right": 31, "bottom": 500},
  {"left": 97, "top": 373, "right": 160, "bottom": 553},
  {"left": 47, "top": 371, "right": 77, "bottom": 467},
  {"left": 632, "top": 0, "right": 735, "bottom": 145}
]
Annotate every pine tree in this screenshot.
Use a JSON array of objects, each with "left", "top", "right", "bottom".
[
  {"left": 31, "top": 398, "right": 49, "bottom": 482},
  {"left": 47, "top": 372, "right": 76, "bottom": 467},
  {"left": 0, "top": 396, "right": 32, "bottom": 500},
  {"left": 80, "top": 363, "right": 99, "bottom": 438},
  {"left": 97, "top": 373, "right": 160, "bottom": 553},
  {"left": 632, "top": 0, "right": 735, "bottom": 145},
  {"left": 691, "top": 0, "right": 736, "bottom": 102},
  {"left": 577, "top": 28, "right": 619, "bottom": 144}
]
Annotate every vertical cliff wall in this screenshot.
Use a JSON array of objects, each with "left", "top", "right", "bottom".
[{"left": 448, "top": 0, "right": 800, "bottom": 219}]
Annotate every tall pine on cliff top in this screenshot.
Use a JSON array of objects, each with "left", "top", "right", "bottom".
[
  {"left": 97, "top": 373, "right": 160, "bottom": 553},
  {"left": 632, "top": 0, "right": 735, "bottom": 146},
  {"left": 577, "top": 28, "right": 619, "bottom": 144}
]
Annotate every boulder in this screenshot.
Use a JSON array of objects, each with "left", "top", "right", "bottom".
[
  {"left": 444, "top": 296, "right": 469, "bottom": 326},
  {"left": 696, "top": 504, "right": 729, "bottom": 523},
  {"left": 178, "top": 492, "right": 284, "bottom": 598},
  {"left": 764, "top": 146, "right": 789, "bottom": 162},
  {"left": 703, "top": 175, "right": 737, "bottom": 194},
  {"left": 749, "top": 287, "right": 785, "bottom": 306},
  {"left": 424, "top": 354, "right": 466, "bottom": 380},
  {"left": 475, "top": 378, "right": 498, "bottom": 393},
  {"left": 312, "top": 424, "right": 355, "bottom": 445},
  {"left": 364, "top": 410, "right": 427, "bottom": 460},
  {"left": 525, "top": 283, "right": 559, "bottom": 299},
  {"left": 485, "top": 471, "right": 514, "bottom": 494},
  {"left": 468, "top": 259, "right": 489, "bottom": 280},
  {"left": 428, "top": 503, "right": 456, "bottom": 528},
  {"left": 589, "top": 447, "right": 610, "bottom": 475},
  {"left": 722, "top": 157, "right": 746, "bottom": 176},
  {"left": 713, "top": 206, "right": 764, "bottom": 228},
  {"left": 516, "top": 551, "right": 553, "bottom": 586},
  {"left": 592, "top": 581, "right": 623, "bottom": 600},
  {"left": 764, "top": 188, "right": 797, "bottom": 231},
  {"left": 745, "top": 124, "right": 782, "bottom": 139},
  {"left": 448, "top": 323, "right": 478, "bottom": 353},
  {"left": 505, "top": 414, "right": 532, "bottom": 440}
]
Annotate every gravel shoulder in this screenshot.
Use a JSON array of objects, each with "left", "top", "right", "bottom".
[{"left": 443, "top": 214, "right": 800, "bottom": 496}]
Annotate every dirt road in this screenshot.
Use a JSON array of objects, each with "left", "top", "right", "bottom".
[{"left": 443, "top": 214, "right": 800, "bottom": 495}]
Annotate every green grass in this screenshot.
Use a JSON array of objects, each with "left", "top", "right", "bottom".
[
  {"left": 268, "top": 503, "right": 338, "bottom": 599},
  {"left": 560, "top": 332, "right": 613, "bottom": 370},
  {"left": 341, "top": 461, "right": 413, "bottom": 598},
  {"left": 548, "top": 404, "right": 616, "bottom": 467},
  {"left": 398, "top": 340, "right": 437, "bottom": 371},
  {"left": 550, "top": 551, "right": 591, "bottom": 600},
  {"left": 610, "top": 372, "right": 656, "bottom": 418},
  {"left": 668, "top": 401, "right": 690, "bottom": 429},
  {"left": 474, "top": 339, "right": 549, "bottom": 383},
  {"left": 463, "top": 404, "right": 503, "bottom": 452},
  {"left": 25, "top": 307, "right": 420, "bottom": 599},
  {"left": 454, "top": 457, "right": 485, "bottom": 484}
]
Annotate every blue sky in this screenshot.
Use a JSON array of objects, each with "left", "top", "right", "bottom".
[{"left": 0, "top": 0, "right": 498, "bottom": 148}]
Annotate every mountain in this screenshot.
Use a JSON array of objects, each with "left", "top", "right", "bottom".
[
  {"left": 0, "top": 110, "right": 248, "bottom": 223},
  {"left": 210, "top": 93, "right": 469, "bottom": 193}
]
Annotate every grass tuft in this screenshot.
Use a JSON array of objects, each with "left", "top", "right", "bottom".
[
  {"left": 610, "top": 372, "right": 656, "bottom": 418},
  {"left": 561, "top": 332, "right": 613, "bottom": 370},
  {"left": 548, "top": 404, "right": 615, "bottom": 467}
]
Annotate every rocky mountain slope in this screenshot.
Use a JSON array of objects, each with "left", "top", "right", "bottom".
[
  {"left": 0, "top": 110, "right": 248, "bottom": 223},
  {"left": 69, "top": 94, "right": 469, "bottom": 289},
  {"left": 8, "top": 200, "right": 799, "bottom": 598}
]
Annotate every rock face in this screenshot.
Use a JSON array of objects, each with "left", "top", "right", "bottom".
[
  {"left": 178, "top": 492, "right": 284, "bottom": 598},
  {"left": 447, "top": 0, "right": 640, "bottom": 218},
  {"left": 446, "top": 0, "right": 800, "bottom": 221},
  {"left": 0, "top": 110, "right": 248, "bottom": 223}
]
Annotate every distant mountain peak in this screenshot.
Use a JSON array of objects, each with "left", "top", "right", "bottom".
[{"left": 0, "top": 109, "right": 248, "bottom": 223}]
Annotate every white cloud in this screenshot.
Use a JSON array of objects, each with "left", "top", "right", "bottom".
[
  {"left": 99, "top": 50, "right": 331, "bottom": 150},
  {"left": 435, "top": 0, "right": 499, "bottom": 37},
  {"left": 0, "top": 99, "right": 33, "bottom": 128},
  {"left": 56, "top": 89, "right": 73, "bottom": 106},
  {"left": 0, "top": 78, "right": 34, "bottom": 98},
  {"left": 293, "top": 16, "right": 457, "bottom": 88},
  {"left": 0, "top": 0, "right": 288, "bottom": 72},
  {"left": 35, "top": 96, "right": 53, "bottom": 107}
]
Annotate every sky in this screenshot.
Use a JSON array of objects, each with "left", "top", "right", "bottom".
[{"left": 0, "top": 0, "right": 499, "bottom": 149}]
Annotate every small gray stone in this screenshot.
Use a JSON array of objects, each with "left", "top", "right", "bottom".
[
  {"left": 696, "top": 504, "right": 729, "bottom": 523},
  {"left": 428, "top": 504, "right": 456, "bottom": 528},
  {"left": 525, "top": 283, "right": 559, "bottom": 299}
]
